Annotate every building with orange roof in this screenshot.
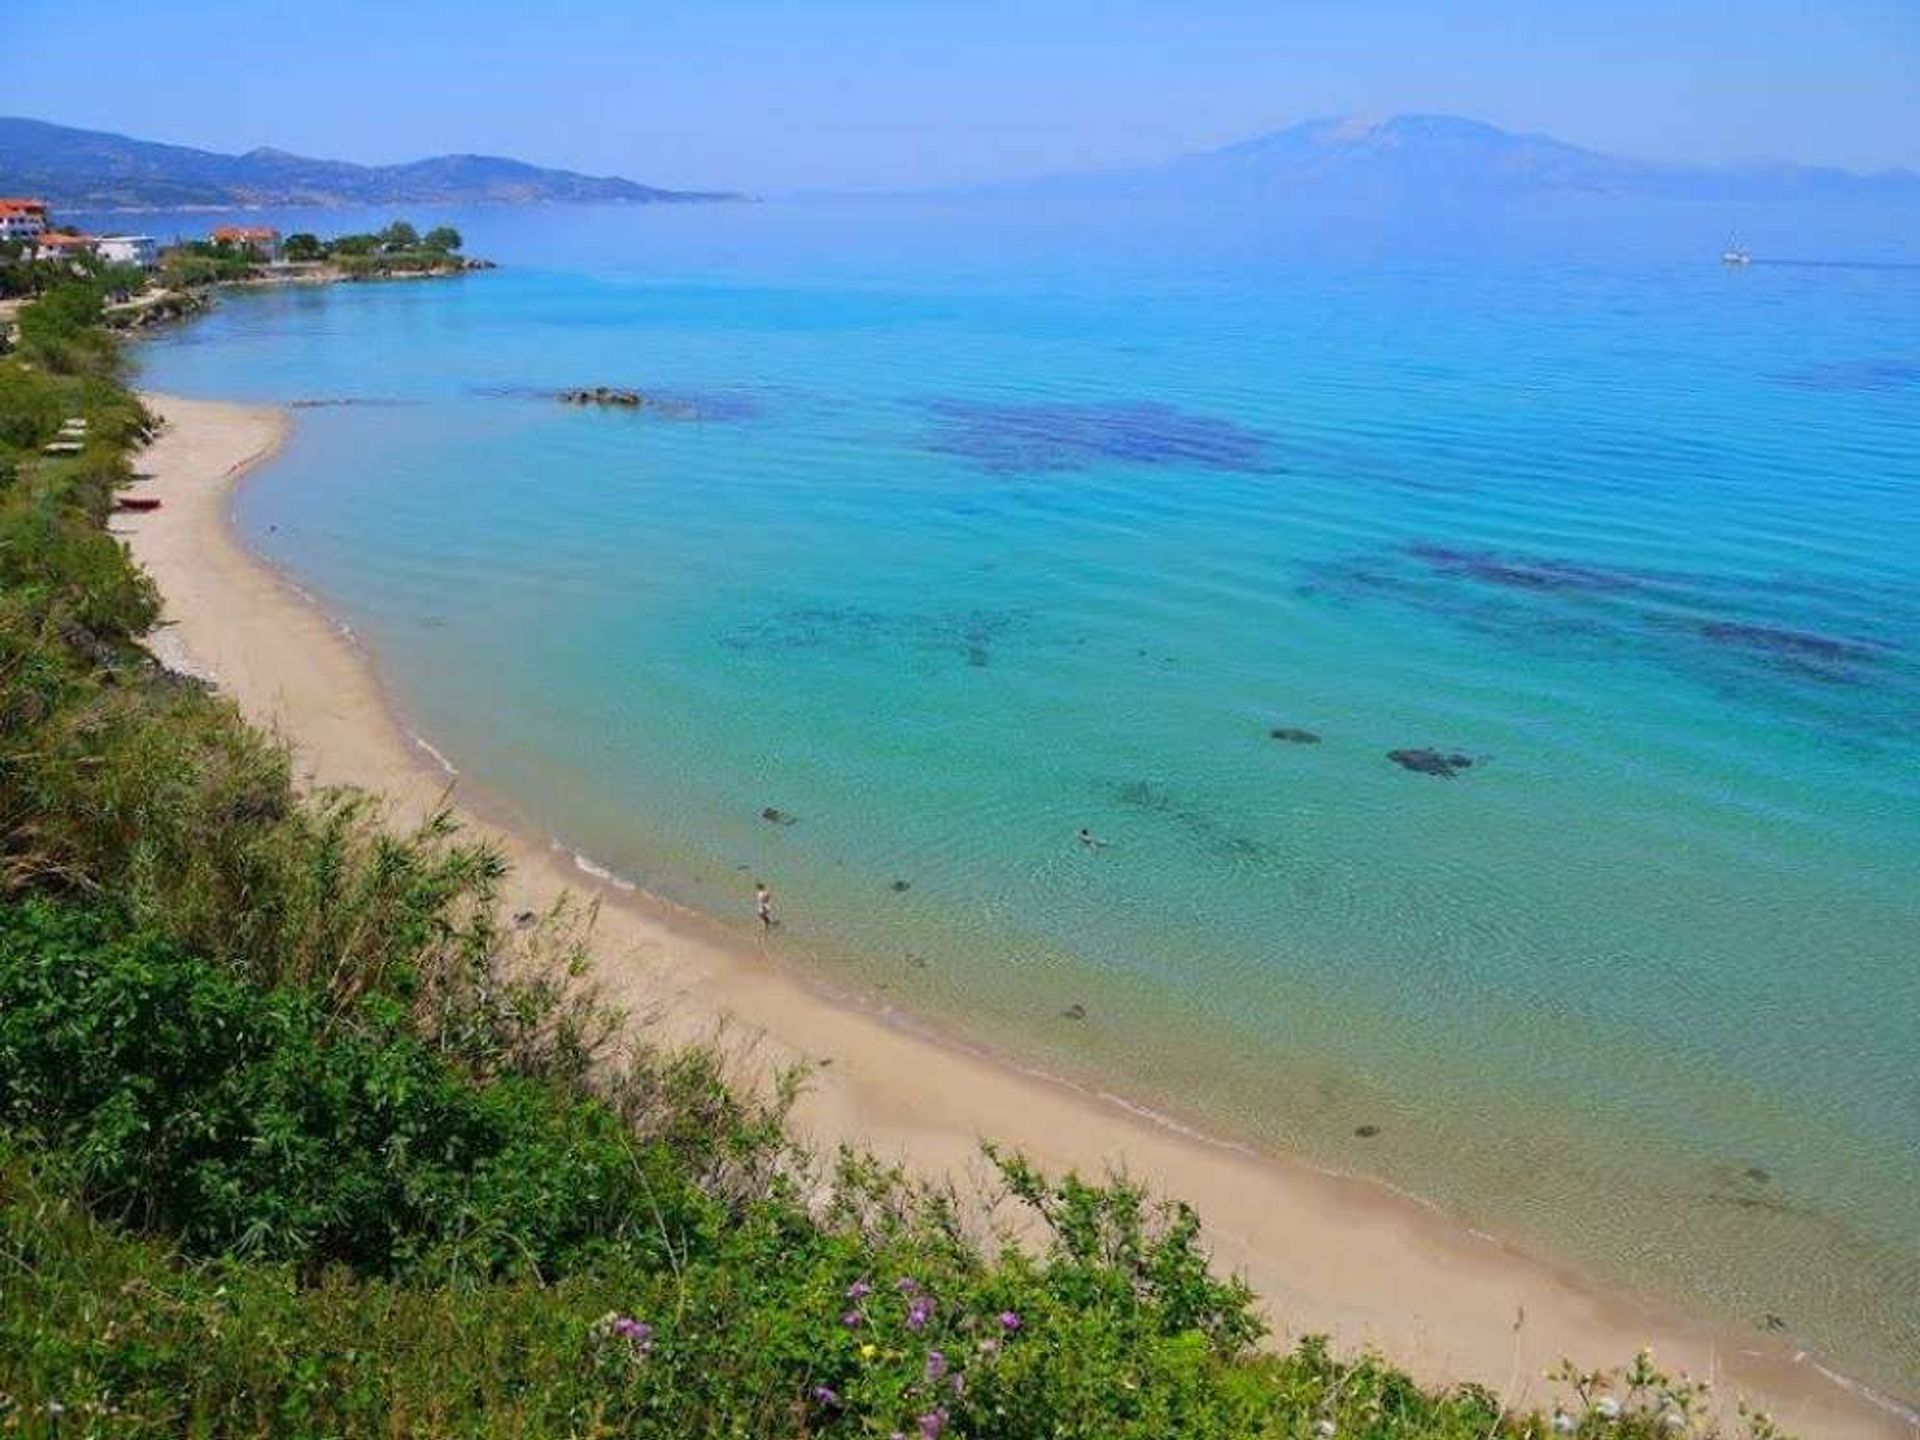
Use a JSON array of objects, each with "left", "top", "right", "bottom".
[
  {"left": 0, "top": 198, "right": 50, "bottom": 243},
  {"left": 210, "top": 224, "right": 280, "bottom": 258},
  {"left": 34, "top": 231, "right": 99, "bottom": 258}
]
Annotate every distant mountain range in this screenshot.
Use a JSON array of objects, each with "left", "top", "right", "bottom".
[
  {"left": 0, "top": 117, "right": 742, "bottom": 209},
  {"left": 1005, "top": 113, "right": 1920, "bottom": 203}
]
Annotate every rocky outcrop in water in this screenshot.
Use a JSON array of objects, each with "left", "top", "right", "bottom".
[
  {"left": 560, "top": 386, "right": 649, "bottom": 408},
  {"left": 1387, "top": 748, "right": 1475, "bottom": 778},
  {"left": 1269, "top": 727, "right": 1321, "bottom": 743}
]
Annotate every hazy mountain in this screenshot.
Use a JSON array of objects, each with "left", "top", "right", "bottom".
[
  {"left": 1022, "top": 114, "right": 1920, "bottom": 203},
  {"left": 0, "top": 117, "right": 741, "bottom": 209}
]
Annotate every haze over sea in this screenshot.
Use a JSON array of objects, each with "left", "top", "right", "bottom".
[{"left": 120, "top": 192, "right": 1919, "bottom": 1403}]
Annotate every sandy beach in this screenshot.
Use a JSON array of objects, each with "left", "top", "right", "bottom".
[{"left": 122, "top": 391, "right": 1912, "bottom": 1440}]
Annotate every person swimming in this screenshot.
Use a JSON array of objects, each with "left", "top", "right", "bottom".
[{"left": 1076, "top": 827, "right": 1108, "bottom": 851}]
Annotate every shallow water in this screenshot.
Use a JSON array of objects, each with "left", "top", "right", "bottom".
[{"left": 130, "top": 197, "right": 1920, "bottom": 1399}]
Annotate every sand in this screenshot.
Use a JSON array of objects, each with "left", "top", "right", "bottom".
[{"left": 121, "top": 392, "right": 1912, "bottom": 1440}]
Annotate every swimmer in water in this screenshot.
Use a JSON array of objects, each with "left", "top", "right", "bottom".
[{"left": 1076, "top": 827, "right": 1108, "bottom": 851}]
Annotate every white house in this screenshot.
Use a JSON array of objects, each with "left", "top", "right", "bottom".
[
  {"left": 96, "top": 235, "right": 159, "bottom": 268},
  {"left": 0, "top": 198, "right": 50, "bottom": 243}
]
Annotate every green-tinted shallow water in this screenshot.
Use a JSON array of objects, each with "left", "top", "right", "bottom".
[{"left": 128, "top": 198, "right": 1920, "bottom": 1405}]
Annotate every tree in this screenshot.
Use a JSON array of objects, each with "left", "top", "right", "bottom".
[
  {"left": 380, "top": 220, "right": 420, "bottom": 252},
  {"left": 422, "top": 225, "right": 462, "bottom": 254},
  {"left": 282, "top": 232, "right": 325, "bottom": 262}
]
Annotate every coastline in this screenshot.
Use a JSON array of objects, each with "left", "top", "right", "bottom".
[{"left": 122, "top": 392, "right": 1913, "bottom": 1440}]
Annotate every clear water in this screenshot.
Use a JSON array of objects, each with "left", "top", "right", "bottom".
[{"left": 128, "top": 197, "right": 1920, "bottom": 1398}]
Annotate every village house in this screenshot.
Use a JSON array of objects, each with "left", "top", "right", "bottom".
[
  {"left": 0, "top": 198, "right": 50, "bottom": 243},
  {"left": 211, "top": 224, "right": 281, "bottom": 259},
  {"left": 95, "top": 235, "right": 160, "bottom": 268},
  {"left": 34, "top": 231, "right": 100, "bottom": 260}
]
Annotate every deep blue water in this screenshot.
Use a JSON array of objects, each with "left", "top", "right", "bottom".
[{"left": 126, "top": 196, "right": 1920, "bottom": 1397}]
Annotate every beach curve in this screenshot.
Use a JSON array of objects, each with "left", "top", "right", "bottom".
[{"left": 121, "top": 391, "right": 1914, "bottom": 1440}]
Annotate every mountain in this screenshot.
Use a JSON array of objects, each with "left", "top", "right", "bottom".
[
  {"left": 0, "top": 117, "right": 741, "bottom": 209},
  {"left": 1028, "top": 114, "right": 1920, "bottom": 203}
]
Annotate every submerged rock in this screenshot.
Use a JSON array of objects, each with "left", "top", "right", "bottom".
[
  {"left": 560, "top": 385, "right": 648, "bottom": 408},
  {"left": 1387, "top": 748, "right": 1475, "bottom": 778},
  {"left": 760, "top": 806, "right": 798, "bottom": 826},
  {"left": 1061, "top": 1002, "right": 1087, "bottom": 1021},
  {"left": 890, "top": 879, "right": 912, "bottom": 892},
  {"left": 1269, "top": 727, "right": 1321, "bottom": 744},
  {"left": 1353, "top": 1124, "right": 1381, "bottom": 1138}
]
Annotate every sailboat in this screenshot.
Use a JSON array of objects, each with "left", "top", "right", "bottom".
[{"left": 1721, "top": 236, "right": 1752, "bottom": 266}]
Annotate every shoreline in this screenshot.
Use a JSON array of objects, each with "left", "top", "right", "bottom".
[{"left": 122, "top": 391, "right": 1913, "bottom": 1440}]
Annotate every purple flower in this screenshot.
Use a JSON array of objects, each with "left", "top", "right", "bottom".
[
  {"left": 610, "top": 1316, "right": 653, "bottom": 1351},
  {"left": 812, "top": 1386, "right": 841, "bottom": 1408},
  {"left": 846, "top": 1279, "right": 874, "bottom": 1301},
  {"left": 924, "top": 1350, "right": 948, "bottom": 1382},
  {"left": 907, "top": 1296, "right": 934, "bottom": 1331},
  {"left": 842, "top": 1310, "right": 865, "bottom": 1328},
  {"left": 897, "top": 1276, "right": 922, "bottom": 1295},
  {"left": 918, "top": 1409, "right": 948, "bottom": 1439},
  {"left": 998, "top": 1310, "right": 1022, "bottom": 1332}
]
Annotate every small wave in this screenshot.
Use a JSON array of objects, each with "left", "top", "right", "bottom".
[
  {"left": 408, "top": 731, "right": 458, "bottom": 777},
  {"left": 1806, "top": 1360, "right": 1920, "bottom": 1428},
  {"left": 572, "top": 852, "right": 638, "bottom": 892}
]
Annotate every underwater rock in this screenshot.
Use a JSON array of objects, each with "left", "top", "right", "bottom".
[
  {"left": 1269, "top": 727, "right": 1321, "bottom": 744},
  {"left": 560, "top": 385, "right": 647, "bottom": 407},
  {"left": 1387, "top": 748, "right": 1475, "bottom": 778},
  {"left": 1061, "top": 1002, "right": 1087, "bottom": 1021},
  {"left": 1407, "top": 542, "right": 1638, "bottom": 595},
  {"left": 920, "top": 397, "right": 1269, "bottom": 475},
  {"left": 760, "top": 806, "right": 798, "bottom": 826},
  {"left": 1745, "top": 1165, "right": 1771, "bottom": 1184},
  {"left": 1353, "top": 1124, "right": 1381, "bottom": 1138},
  {"left": 890, "top": 879, "right": 912, "bottom": 892}
]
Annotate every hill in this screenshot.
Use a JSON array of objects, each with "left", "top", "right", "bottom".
[
  {"left": 0, "top": 116, "right": 741, "bottom": 209},
  {"left": 1010, "top": 113, "right": 1920, "bottom": 203}
]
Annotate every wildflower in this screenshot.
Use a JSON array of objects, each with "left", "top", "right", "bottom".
[
  {"left": 860, "top": 1343, "right": 879, "bottom": 1360},
  {"left": 1315, "top": 1420, "right": 1336, "bottom": 1439},
  {"left": 1595, "top": 1396, "right": 1621, "bottom": 1420},
  {"left": 843, "top": 1310, "right": 866, "bottom": 1328},
  {"left": 918, "top": 1408, "right": 948, "bottom": 1439},
  {"left": 908, "top": 1296, "right": 934, "bottom": 1331},
  {"left": 813, "top": 1386, "right": 841, "bottom": 1408},
  {"left": 847, "top": 1279, "right": 874, "bottom": 1301},
  {"left": 897, "top": 1276, "right": 922, "bottom": 1295},
  {"left": 1660, "top": 1410, "right": 1687, "bottom": 1432},
  {"left": 997, "top": 1309, "right": 1022, "bottom": 1332},
  {"left": 603, "top": 1315, "right": 653, "bottom": 1355},
  {"left": 976, "top": 1337, "right": 1001, "bottom": 1356},
  {"left": 1552, "top": 1410, "right": 1576, "bottom": 1435},
  {"left": 925, "top": 1350, "right": 948, "bottom": 1382}
]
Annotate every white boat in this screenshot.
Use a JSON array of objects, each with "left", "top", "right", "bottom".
[{"left": 1722, "top": 239, "right": 1752, "bottom": 266}]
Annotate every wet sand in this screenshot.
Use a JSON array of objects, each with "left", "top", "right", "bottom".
[{"left": 122, "top": 391, "right": 1912, "bottom": 1440}]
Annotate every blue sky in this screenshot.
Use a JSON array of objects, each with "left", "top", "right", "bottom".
[{"left": 4, "top": 0, "right": 1915, "bottom": 189}]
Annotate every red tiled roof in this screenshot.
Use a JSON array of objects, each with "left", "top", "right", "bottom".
[
  {"left": 211, "top": 225, "right": 279, "bottom": 242},
  {"left": 0, "top": 198, "right": 49, "bottom": 212},
  {"left": 37, "top": 233, "right": 98, "bottom": 248}
]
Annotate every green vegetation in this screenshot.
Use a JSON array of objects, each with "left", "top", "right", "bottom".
[
  {"left": 0, "top": 285, "right": 1764, "bottom": 1438},
  {"left": 281, "top": 219, "right": 468, "bottom": 278}
]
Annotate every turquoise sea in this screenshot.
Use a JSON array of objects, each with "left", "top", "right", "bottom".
[{"left": 121, "top": 197, "right": 1919, "bottom": 1402}]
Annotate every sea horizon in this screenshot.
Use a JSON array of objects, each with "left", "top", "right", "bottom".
[{"left": 120, "top": 195, "right": 1919, "bottom": 1407}]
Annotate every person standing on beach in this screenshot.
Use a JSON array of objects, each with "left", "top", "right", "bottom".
[{"left": 755, "top": 882, "right": 775, "bottom": 931}]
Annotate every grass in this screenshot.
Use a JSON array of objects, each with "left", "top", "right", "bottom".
[{"left": 0, "top": 279, "right": 1765, "bottom": 1438}]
